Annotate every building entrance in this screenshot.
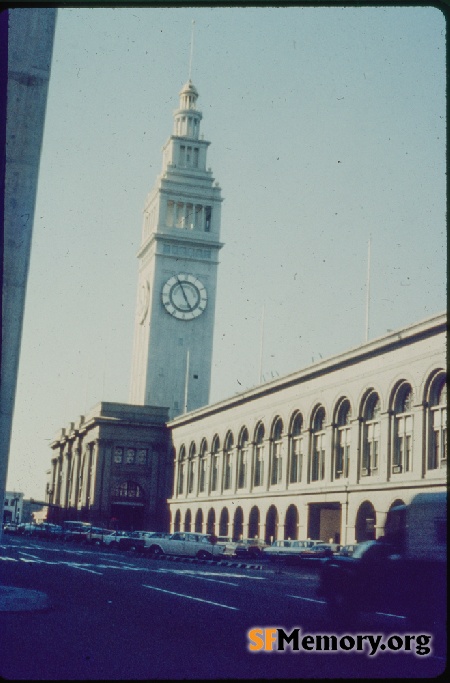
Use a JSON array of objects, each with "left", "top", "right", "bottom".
[
  {"left": 308, "top": 503, "right": 341, "bottom": 544},
  {"left": 110, "top": 502, "right": 144, "bottom": 531}
]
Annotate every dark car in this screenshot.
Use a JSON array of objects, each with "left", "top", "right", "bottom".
[{"left": 234, "top": 538, "right": 268, "bottom": 559}]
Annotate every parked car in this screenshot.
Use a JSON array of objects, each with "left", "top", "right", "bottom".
[
  {"left": 102, "top": 530, "right": 136, "bottom": 549},
  {"left": 234, "top": 538, "right": 268, "bottom": 559},
  {"left": 145, "top": 532, "right": 227, "bottom": 560},
  {"left": 214, "top": 536, "right": 240, "bottom": 557},
  {"left": 62, "top": 521, "right": 92, "bottom": 543},
  {"left": 17, "top": 523, "right": 42, "bottom": 536},
  {"left": 264, "top": 539, "right": 324, "bottom": 564},
  {"left": 298, "top": 542, "right": 334, "bottom": 559},
  {"left": 85, "top": 527, "right": 114, "bottom": 545},
  {"left": 339, "top": 543, "right": 357, "bottom": 557},
  {"left": 262, "top": 539, "right": 296, "bottom": 562},
  {"left": 2, "top": 523, "right": 19, "bottom": 534},
  {"left": 140, "top": 531, "right": 173, "bottom": 554}
]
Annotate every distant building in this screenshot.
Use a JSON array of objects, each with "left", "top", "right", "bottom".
[
  {"left": 47, "top": 403, "right": 171, "bottom": 530},
  {"left": 168, "top": 313, "right": 447, "bottom": 544},
  {"left": 3, "top": 491, "right": 24, "bottom": 525}
]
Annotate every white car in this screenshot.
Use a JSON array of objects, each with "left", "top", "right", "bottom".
[
  {"left": 146, "top": 532, "right": 227, "bottom": 560},
  {"left": 263, "top": 539, "right": 324, "bottom": 562}
]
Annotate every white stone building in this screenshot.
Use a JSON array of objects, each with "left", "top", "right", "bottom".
[
  {"left": 167, "top": 312, "right": 447, "bottom": 545},
  {"left": 3, "top": 491, "right": 24, "bottom": 525}
]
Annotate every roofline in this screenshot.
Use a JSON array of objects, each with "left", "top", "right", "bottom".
[{"left": 168, "top": 311, "right": 447, "bottom": 428}]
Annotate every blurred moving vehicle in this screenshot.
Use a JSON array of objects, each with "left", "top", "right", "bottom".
[
  {"left": 318, "top": 492, "right": 447, "bottom": 634},
  {"left": 234, "top": 538, "right": 268, "bottom": 559}
]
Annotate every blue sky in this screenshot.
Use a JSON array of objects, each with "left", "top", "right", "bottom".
[{"left": 7, "top": 5, "right": 446, "bottom": 499}]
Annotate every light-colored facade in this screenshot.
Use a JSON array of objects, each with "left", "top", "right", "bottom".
[
  {"left": 168, "top": 313, "right": 447, "bottom": 545},
  {"left": 129, "top": 81, "right": 223, "bottom": 418},
  {"left": 3, "top": 491, "right": 24, "bottom": 525},
  {"left": 47, "top": 403, "right": 171, "bottom": 530}
]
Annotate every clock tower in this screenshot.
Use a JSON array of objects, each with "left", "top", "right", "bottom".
[{"left": 129, "top": 80, "right": 223, "bottom": 418}]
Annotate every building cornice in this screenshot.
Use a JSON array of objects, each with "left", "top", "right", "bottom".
[{"left": 168, "top": 312, "right": 447, "bottom": 429}]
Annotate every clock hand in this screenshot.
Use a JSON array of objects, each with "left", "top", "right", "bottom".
[{"left": 176, "top": 276, "right": 194, "bottom": 311}]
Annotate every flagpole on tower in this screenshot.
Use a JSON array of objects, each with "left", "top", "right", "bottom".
[
  {"left": 365, "top": 236, "right": 371, "bottom": 343},
  {"left": 188, "top": 20, "right": 195, "bottom": 81}
]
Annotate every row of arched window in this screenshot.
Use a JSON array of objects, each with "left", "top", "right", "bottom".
[{"left": 174, "top": 373, "right": 446, "bottom": 498}]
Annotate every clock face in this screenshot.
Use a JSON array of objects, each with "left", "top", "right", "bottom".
[{"left": 162, "top": 273, "right": 207, "bottom": 320}]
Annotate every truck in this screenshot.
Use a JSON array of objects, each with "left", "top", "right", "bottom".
[{"left": 317, "top": 492, "right": 447, "bottom": 637}]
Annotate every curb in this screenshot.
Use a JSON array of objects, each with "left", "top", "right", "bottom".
[{"left": 147, "top": 554, "right": 263, "bottom": 570}]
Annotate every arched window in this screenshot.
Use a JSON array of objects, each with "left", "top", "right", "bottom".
[
  {"left": 392, "top": 383, "right": 413, "bottom": 474},
  {"left": 335, "top": 400, "right": 351, "bottom": 479},
  {"left": 270, "top": 417, "right": 284, "bottom": 485},
  {"left": 177, "top": 445, "right": 186, "bottom": 495},
  {"left": 311, "top": 407, "right": 326, "bottom": 482},
  {"left": 428, "top": 376, "right": 447, "bottom": 470},
  {"left": 198, "top": 439, "right": 208, "bottom": 493},
  {"left": 223, "top": 432, "right": 234, "bottom": 490},
  {"left": 290, "top": 412, "right": 303, "bottom": 484},
  {"left": 362, "top": 392, "right": 380, "bottom": 476},
  {"left": 210, "top": 436, "right": 220, "bottom": 492},
  {"left": 187, "top": 442, "right": 196, "bottom": 494},
  {"left": 113, "top": 481, "right": 145, "bottom": 499},
  {"left": 253, "top": 423, "right": 265, "bottom": 487},
  {"left": 237, "top": 428, "right": 249, "bottom": 489}
]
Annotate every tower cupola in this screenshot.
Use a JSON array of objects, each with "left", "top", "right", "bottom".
[{"left": 173, "top": 80, "right": 202, "bottom": 139}]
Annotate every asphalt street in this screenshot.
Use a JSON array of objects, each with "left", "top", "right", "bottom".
[{"left": 0, "top": 536, "right": 446, "bottom": 680}]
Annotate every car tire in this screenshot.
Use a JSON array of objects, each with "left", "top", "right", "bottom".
[{"left": 149, "top": 545, "right": 163, "bottom": 557}]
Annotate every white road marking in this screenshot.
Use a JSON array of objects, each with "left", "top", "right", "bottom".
[
  {"left": 142, "top": 584, "right": 239, "bottom": 610},
  {"left": 287, "top": 594, "right": 327, "bottom": 604},
  {"left": 375, "top": 612, "right": 406, "bottom": 619},
  {"left": 145, "top": 568, "right": 239, "bottom": 586}
]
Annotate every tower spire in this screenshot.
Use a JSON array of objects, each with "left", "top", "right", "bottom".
[{"left": 188, "top": 20, "right": 195, "bottom": 82}]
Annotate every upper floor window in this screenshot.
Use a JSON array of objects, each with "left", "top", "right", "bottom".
[
  {"left": 253, "top": 423, "right": 265, "bottom": 487},
  {"left": 335, "top": 400, "right": 351, "bottom": 479},
  {"left": 205, "top": 206, "right": 212, "bottom": 232},
  {"left": 311, "top": 407, "right": 326, "bottom": 482},
  {"left": 187, "top": 443, "right": 196, "bottom": 494},
  {"left": 237, "top": 428, "right": 249, "bottom": 489},
  {"left": 210, "top": 437, "right": 220, "bottom": 492},
  {"left": 198, "top": 440, "right": 208, "bottom": 493},
  {"left": 428, "top": 376, "right": 447, "bottom": 470},
  {"left": 290, "top": 412, "right": 303, "bottom": 484},
  {"left": 177, "top": 445, "right": 186, "bottom": 495},
  {"left": 392, "top": 384, "right": 413, "bottom": 474},
  {"left": 270, "top": 418, "right": 284, "bottom": 485},
  {"left": 223, "top": 432, "right": 234, "bottom": 490},
  {"left": 362, "top": 392, "right": 380, "bottom": 476}
]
